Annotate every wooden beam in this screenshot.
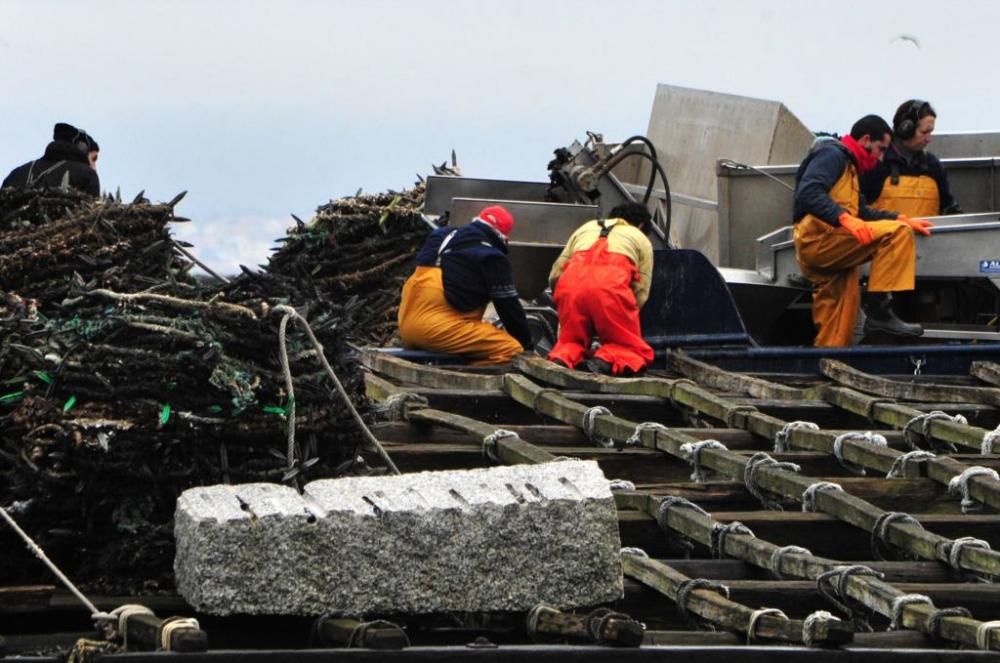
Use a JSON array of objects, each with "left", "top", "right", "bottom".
[
  {"left": 972, "top": 362, "right": 1000, "bottom": 387},
  {"left": 821, "top": 359, "right": 1000, "bottom": 406},
  {"left": 361, "top": 349, "right": 503, "bottom": 391}
]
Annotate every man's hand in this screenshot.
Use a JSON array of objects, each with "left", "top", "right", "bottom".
[
  {"left": 897, "top": 214, "right": 934, "bottom": 236},
  {"left": 838, "top": 213, "right": 874, "bottom": 245}
]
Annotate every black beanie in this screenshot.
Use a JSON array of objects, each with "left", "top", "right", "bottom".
[
  {"left": 82, "top": 132, "right": 99, "bottom": 152},
  {"left": 53, "top": 122, "right": 81, "bottom": 142}
]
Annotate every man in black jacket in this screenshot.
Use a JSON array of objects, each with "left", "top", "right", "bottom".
[
  {"left": 2, "top": 123, "right": 100, "bottom": 196},
  {"left": 398, "top": 205, "right": 533, "bottom": 364}
]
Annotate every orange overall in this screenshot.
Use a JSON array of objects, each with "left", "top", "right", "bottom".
[
  {"left": 548, "top": 229, "right": 653, "bottom": 375},
  {"left": 794, "top": 164, "right": 916, "bottom": 347},
  {"left": 397, "top": 266, "right": 524, "bottom": 365},
  {"left": 872, "top": 174, "right": 940, "bottom": 217}
]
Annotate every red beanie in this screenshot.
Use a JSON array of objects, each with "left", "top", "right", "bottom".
[{"left": 476, "top": 205, "right": 515, "bottom": 239}]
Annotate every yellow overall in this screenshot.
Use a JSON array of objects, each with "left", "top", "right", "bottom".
[
  {"left": 794, "top": 164, "right": 916, "bottom": 347},
  {"left": 872, "top": 174, "right": 940, "bottom": 217},
  {"left": 397, "top": 266, "right": 524, "bottom": 365}
]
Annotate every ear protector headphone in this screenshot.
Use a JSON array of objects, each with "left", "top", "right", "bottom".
[{"left": 895, "top": 99, "right": 929, "bottom": 140}]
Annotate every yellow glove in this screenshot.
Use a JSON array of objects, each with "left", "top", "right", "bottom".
[
  {"left": 897, "top": 214, "right": 934, "bottom": 236},
  {"left": 838, "top": 213, "right": 874, "bottom": 245}
]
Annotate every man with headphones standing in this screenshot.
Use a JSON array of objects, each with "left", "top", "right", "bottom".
[
  {"left": 862, "top": 99, "right": 961, "bottom": 217},
  {"left": 2, "top": 122, "right": 100, "bottom": 197},
  {"left": 793, "top": 114, "right": 933, "bottom": 347}
]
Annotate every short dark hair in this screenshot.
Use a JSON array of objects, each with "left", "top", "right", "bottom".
[
  {"left": 850, "top": 114, "right": 892, "bottom": 142},
  {"left": 893, "top": 99, "right": 936, "bottom": 130},
  {"left": 608, "top": 202, "right": 652, "bottom": 232}
]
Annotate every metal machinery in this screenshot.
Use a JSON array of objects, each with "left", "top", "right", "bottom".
[{"left": 423, "top": 134, "right": 1000, "bottom": 374}]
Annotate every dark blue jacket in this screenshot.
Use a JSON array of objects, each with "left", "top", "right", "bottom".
[
  {"left": 2, "top": 140, "right": 100, "bottom": 197},
  {"left": 793, "top": 141, "right": 897, "bottom": 226},
  {"left": 860, "top": 144, "right": 960, "bottom": 215},
  {"left": 415, "top": 221, "right": 532, "bottom": 349}
]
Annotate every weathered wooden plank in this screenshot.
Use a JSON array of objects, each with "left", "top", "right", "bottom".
[
  {"left": 526, "top": 605, "right": 644, "bottom": 646},
  {"left": 665, "top": 351, "right": 814, "bottom": 400},
  {"left": 315, "top": 617, "right": 408, "bottom": 649},
  {"left": 972, "top": 362, "right": 1000, "bottom": 387},
  {"left": 406, "top": 408, "right": 556, "bottom": 465},
  {"left": 361, "top": 349, "right": 504, "bottom": 391},
  {"left": 821, "top": 359, "right": 1000, "bottom": 406},
  {"left": 621, "top": 553, "right": 853, "bottom": 646}
]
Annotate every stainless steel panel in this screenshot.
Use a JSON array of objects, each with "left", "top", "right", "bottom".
[
  {"left": 450, "top": 198, "right": 598, "bottom": 245},
  {"left": 424, "top": 176, "right": 551, "bottom": 215}
]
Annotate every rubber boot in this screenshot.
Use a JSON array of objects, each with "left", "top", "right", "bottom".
[{"left": 863, "top": 292, "right": 923, "bottom": 337}]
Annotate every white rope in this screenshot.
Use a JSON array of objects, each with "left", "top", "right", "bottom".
[
  {"left": 886, "top": 450, "right": 936, "bottom": 478},
  {"left": 872, "top": 511, "right": 923, "bottom": 561},
  {"left": 710, "top": 521, "right": 755, "bottom": 559},
  {"left": 977, "top": 620, "right": 1000, "bottom": 650},
  {"left": 679, "top": 439, "right": 727, "bottom": 482},
  {"left": 378, "top": 392, "right": 429, "bottom": 421},
  {"left": 889, "top": 594, "right": 932, "bottom": 631},
  {"left": 746, "top": 607, "right": 787, "bottom": 645},
  {"left": 743, "top": 452, "right": 800, "bottom": 510},
  {"left": 608, "top": 479, "right": 636, "bottom": 492},
  {"left": 160, "top": 617, "right": 200, "bottom": 651},
  {"left": 769, "top": 545, "right": 811, "bottom": 580},
  {"left": 773, "top": 421, "right": 819, "bottom": 453},
  {"left": 111, "top": 604, "right": 155, "bottom": 648},
  {"left": 482, "top": 429, "right": 519, "bottom": 463},
  {"left": 656, "top": 496, "right": 711, "bottom": 532},
  {"left": 626, "top": 421, "right": 669, "bottom": 448},
  {"left": 271, "top": 305, "right": 400, "bottom": 474},
  {"left": 948, "top": 466, "right": 1000, "bottom": 513},
  {"left": 802, "top": 610, "right": 838, "bottom": 647},
  {"left": 0, "top": 505, "right": 101, "bottom": 618},
  {"left": 832, "top": 431, "right": 887, "bottom": 475},
  {"left": 620, "top": 547, "right": 649, "bottom": 558},
  {"left": 902, "top": 410, "right": 966, "bottom": 452},
  {"left": 581, "top": 406, "right": 614, "bottom": 448},
  {"left": 944, "top": 536, "right": 992, "bottom": 571},
  {"left": 983, "top": 425, "right": 1000, "bottom": 455},
  {"left": 801, "top": 481, "right": 843, "bottom": 513}
]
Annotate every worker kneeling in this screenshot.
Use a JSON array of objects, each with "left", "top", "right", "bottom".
[
  {"left": 548, "top": 203, "right": 654, "bottom": 376},
  {"left": 398, "top": 205, "right": 532, "bottom": 364}
]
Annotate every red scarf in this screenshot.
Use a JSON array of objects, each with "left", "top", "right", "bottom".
[{"left": 840, "top": 135, "right": 879, "bottom": 174}]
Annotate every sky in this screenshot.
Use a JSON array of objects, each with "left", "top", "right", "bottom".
[{"left": 2, "top": 0, "right": 998, "bottom": 273}]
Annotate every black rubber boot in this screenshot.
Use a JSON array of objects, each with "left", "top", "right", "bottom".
[
  {"left": 863, "top": 292, "right": 923, "bottom": 337},
  {"left": 585, "top": 358, "right": 614, "bottom": 375}
]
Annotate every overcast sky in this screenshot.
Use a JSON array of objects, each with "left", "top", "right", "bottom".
[{"left": 2, "top": 0, "right": 997, "bottom": 272}]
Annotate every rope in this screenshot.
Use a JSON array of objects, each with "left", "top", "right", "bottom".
[
  {"left": 482, "top": 429, "right": 519, "bottom": 463},
  {"left": 378, "top": 392, "right": 429, "bottom": 421},
  {"left": 902, "top": 410, "right": 966, "bottom": 452},
  {"left": 940, "top": 536, "right": 993, "bottom": 572},
  {"left": 978, "top": 620, "right": 1000, "bottom": 650},
  {"left": 927, "top": 606, "right": 971, "bottom": 643},
  {"left": 581, "top": 406, "right": 614, "bottom": 448},
  {"left": 832, "top": 431, "right": 887, "bottom": 475},
  {"left": 679, "top": 439, "right": 727, "bottom": 482},
  {"left": 111, "top": 604, "right": 154, "bottom": 648},
  {"left": 271, "top": 305, "right": 400, "bottom": 475},
  {"left": 586, "top": 608, "right": 633, "bottom": 644},
  {"left": 626, "top": 421, "right": 670, "bottom": 448},
  {"left": 871, "top": 512, "right": 922, "bottom": 561},
  {"left": 983, "top": 425, "right": 1000, "bottom": 455},
  {"left": 160, "top": 617, "right": 201, "bottom": 651},
  {"left": 710, "top": 521, "right": 754, "bottom": 559},
  {"left": 773, "top": 421, "right": 818, "bottom": 453},
  {"left": 674, "top": 578, "right": 730, "bottom": 628},
  {"left": 801, "top": 481, "right": 843, "bottom": 513},
  {"left": 725, "top": 404, "right": 758, "bottom": 427},
  {"left": 769, "top": 545, "right": 811, "bottom": 580},
  {"left": 0, "top": 505, "right": 101, "bottom": 618},
  {"left": 743, "top": 452, "right": 800, "bottom": 510},
  {"left": 620, "top": 547, "right": 649, "bottom": 558},
  {"left": 525, "top": 603, "right": 560, "bottom": 635},
  {"left": 746, "top": 607, "right": 787, "bottom": 645},
  {"left": 656, "top": 495, "right": 711, "bottom": 532},
  {"left": 802, "top": 610, "right": 838, "bottom": 647},
  {"left": 667, "top": 378, "right": 698, "bottom": 411},
  {"left": 531, "top": 387, "right": 562, "bottom": 413},
  {"left": 608, "top": 479, "right": 636, "bottom": 492},
  {"left": 346, "top": 620, "right": 409, "bottom": 649},
  {"left": 816, "top": 565, "right": 884, "bottom": 625},
  {"left": 886, "top": 450, "right": 936, "bottom": 478},
  {"left": 889, "top": 594, "right": 933, "bottom": 631},
  {"left": 948, "top": 466, "right": 999, "bottom": 513}
]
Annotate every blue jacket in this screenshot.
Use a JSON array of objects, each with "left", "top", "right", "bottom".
[
  {"left": 415, "top": 221, "right": 532, "bottom": 349},
  {"left": 793, "top": 141, "right": 897, "bottom": 226}
]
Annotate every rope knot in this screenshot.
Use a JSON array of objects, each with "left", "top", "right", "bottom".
[
  {"left": 582, "top": 405, "right": 614, "bottom": 448},
  {"left": 482, "top": 429, "right": 519, "bottom": 463},
  {"left": 902, "top": 410, "right": 965, "bottom": 452},
  {"left": 801, "top": 481, "right": 843, "bottom": 513},
  {"left": 773, "top": 420, "right": 818, "bottom": 453},
  {"left": 948, "top": 466, "right": 1000, "bottom": 513},
  {"left": 832, "top": 431, "right": 887, "bottom": 475},
  {"left": 626, "top": 421, "right": 669, "bottom": 448},
  {"left": 886, "top": 450, "right": 936, "bottom": 478},
  {"left": 679, "top": 439, "right": 727, "bottom": 482},
  {"left": 743, "top": 452, "right": 800, "bottom": 510}
]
